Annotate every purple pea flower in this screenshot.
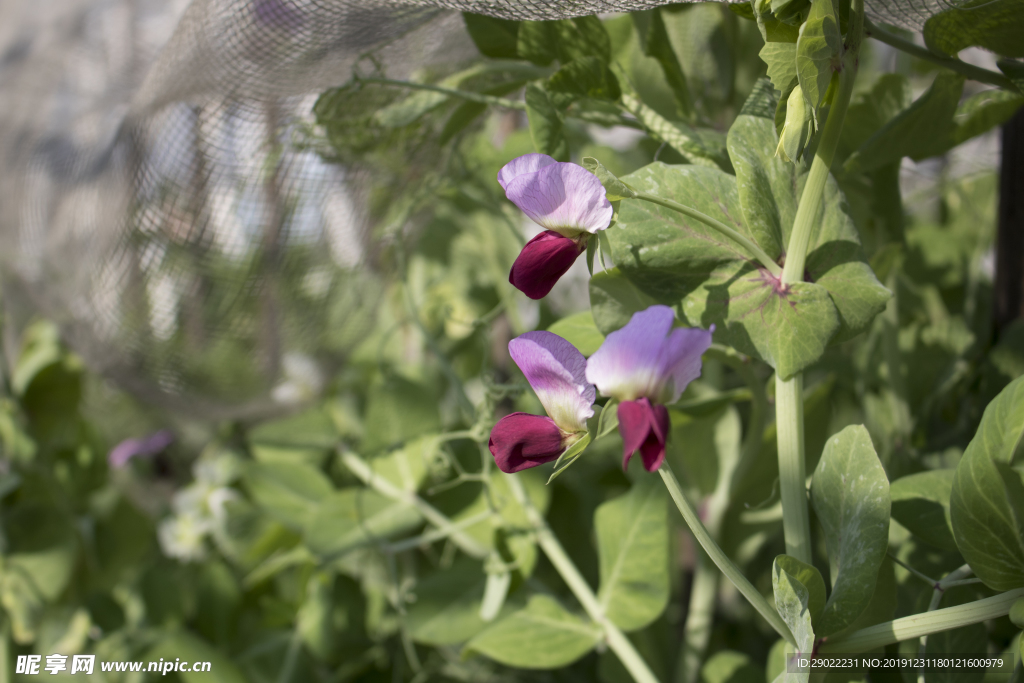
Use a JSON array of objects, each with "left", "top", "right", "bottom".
[
  {"left": 499, "top": 153, "right": 613, "bottom": 300},
  {"left": 489, "top": 331, "right": 596, "bottom": 473},
  {"left": 586, "top": 306, "right": 713, "bottom": 472},
  {"left": 108, "top": 430, "right": 175, "bottom": 468}
]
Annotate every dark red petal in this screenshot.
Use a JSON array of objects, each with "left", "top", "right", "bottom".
[
  {"left": 509, "top": 231, "right": 586, "bottom": 300},
  {"left": 618, "top": 398, "right": 671, "bottom": 471},
  {"left": 489, "top": 413, "right": 565, "bottom": 473}
]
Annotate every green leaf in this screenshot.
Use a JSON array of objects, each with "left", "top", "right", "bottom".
[
  {"left": 607, "top": 157, "right": 885, "bottom": 377},
  {"left": 924, "top": 0, "right": 1024, "bottom": 58},
  {"left": 597, "top": 399, "right": 620, "bottom": 438},
  {"left": 999, "top": 58, "right": 1024, "bottom": 92},
  {"left": 367, "top": 435, "right": 438, "bottom": 492},
  {"left": 525, "top": 82, "right": 569, "bottom": 161},
  {"left": 795, "top": 0, "right": 842, "bottom": 112},
  {"left": 951, "top": 89, "right": 1024, "bottom": 146},
  {"left": 582, "top": 156, "right": 638, "bottom": 202},
  {"left": 701, "top": 651, "right": 765, "bottom": 683},
  {"left": 596, "top": 478, "right": 670, "bottom": 631},
  {"left": 517, "top": 21, "right": 558, "bottom": 65},
  {"left": 244, "top": 461, "right": 333, "bottom": 529},
  {"left": 844, "top": 74, "right": 965, "bottom": 174},
  {"left": 363, "top": 376, "right": 442, "bottom": 453},
  {"left": 546, "top": 431, "right": 593, "bottom": 484},
  {"left": 760, "top": 42, "right": 799, "bottom": 96},
  {"left": 633, "top": 8, "right": 692, "bottom": 118},
  {"left": 464, "top": 595, "right": 600, "bottom": 668},
  {"left": 772, "top": 566, "right": 815, "bottom": 682},
  {"left": 1010, "top": 597, "right": 1024, "bottom": 628},
  {"left": 547, "top": 311, "right": 606, "bottom": 356},
  {"left": 810, "top": 425, "right": 891, "bottom": 636},
  {"left": 146, "top": 631, "right": 247, "bottom": 683},
  {"left": 890, "top": 469, "right": 958, "bottom": 551},
  {"left": 407, "top": 559, "right": 490, "bottom": 645},
  {"left": 951, "top": 376, "right": 1024, "bottom": 590},
  {"left": 548, "top": 57, "right": 620, "bottom": 104},
  {"left": 588, "top": 267, "right": 658, "bottom": 336},
  {"left": 773, "top": 555, "right": 826, "bottom": 629},
  {"left": 824, "top": 557, "right": 896, "bottom": 642},
  {"left": 556, "top": 16, "right": 612, "bottom": 64},
  {"left": 923, "top": 588, "right": 988, "bottom": 683},
  {"left": 249, "top": 408, "right": 337, "bottom": 465},
  {"left": 462, "top": 13, "right": 519, "bottom": 59},
  {"left": 303, "top": 489, "right": 422, "bottom": 558}
]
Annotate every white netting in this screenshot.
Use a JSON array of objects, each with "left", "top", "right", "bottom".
[{"left": 0, "top": 0, "right": 963, "bottom": 416}]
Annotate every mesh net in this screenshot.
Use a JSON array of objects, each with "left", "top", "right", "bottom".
[{"left": 0, "top": 0, "right": 964, "bottom": 417}]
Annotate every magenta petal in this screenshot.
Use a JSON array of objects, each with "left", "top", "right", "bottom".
[
  {"left": 617, "top": 399, "right": 670, "bottom": 472},
  {"left": 108, "top": 430, "right": 175, "bottom": 468},
  {"left": 498, "top": 153, "right": 558, "bottom": 191},
  {"left": 509, "top": 230, "right": 586, "bottom": 300},
  {"left": 489, "top": 413, "right": 565, "bottom": 473}
]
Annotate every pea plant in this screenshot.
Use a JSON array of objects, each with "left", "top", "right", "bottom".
[{"left": 1, "top": 2, "right": 1024, "bottom": 683}]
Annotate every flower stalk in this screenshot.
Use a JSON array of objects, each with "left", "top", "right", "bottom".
[
  {"left": 658, "top": 463, "right": 795, "bottom": 645},
  {"left": 503, "top": 473, "right": 661, "bottom": 683}
]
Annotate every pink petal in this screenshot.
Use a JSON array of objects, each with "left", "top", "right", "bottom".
[
  {"left": 108, "top": 430, "right": 175, "bottom": 468},
  {"left": 498, "top": 153, "right": 558, "bottom": 191},
  {"left": 504, "top": 162, "right": 613, "bottom": 237},
  {"left": 509, "top": 330, "right": 595, "bottom": 433},
  {"left": 489, "top": 413, "right": 565, "bottom": 473},
  {"left": 617, "top": 399, "right": 669, "bottom": 472},
  {"left": 509, "top": 231, "right": 586, "bottom": 300}
]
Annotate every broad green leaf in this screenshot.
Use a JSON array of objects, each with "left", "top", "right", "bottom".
[
  {"left": 146, "top": 631, "right": 247, "bottom": 683},
  {"left": 771, "top": 566, "right": 815, "bottom": 682},
  {"left": 249, "top": 408, "right": 337, "bottom": 465},
  {"left": 619, "top": 93, "right": 731, "bottom": 170},
  {"left": 890, "top": 470, "right": 958, "bottom": 551},
  {"left": 824, "top": 558, "right": 896, "bottom": 642},
  {"left": 582, "top": 157, "right": 637, "bottom": 202},
  {"left": 367, "top": 435, "right": 438, "bottom": 492},
  {"left": 596, "top": 478, "right": 669, "bottom": 631},
  {"left": 589, "top": 267, "right": 658, "bottom": 336},
  {"left": 363, "top": 376, "right": 441, "bottom": 453},
  {"left": 244, "top": 461, "right": 333, "bottom": 529},
  {"left": 465, "top": 595, "right": 600, "bottom": 668},
  {"left": 795, "top": 0, "right": 842, "bottom": 112},
  {"left": 462, "top": 13, "right": 519, "bottom": 59},
  {"left": 838, "top": 73, "right": 911, "bottom": 162},
  {"left": 525, "top": 82, "right": 569, "bottom": 161},
  {"left": 633, "top": 8, "right": 691, "bottom": 118},
  {"left": 844, "top": 74, "right": 965, "bottom": 174},
  {"left": 999, "top": 58, "right": 1024, "bottom": 92},
  {"left": 303, "top": 489, "right": 421, "bottom": 558},
  {"left": 951, "top": 376, "right": 1024, "bottom": 590},
  {"left": 760, "top": 42, "right": 798, "bottom": 97},
  {"left": 547, "top": 311, "right": 606, "bottom": 356},
  {"left": 951, "top": 89, "right": 1024, "bottom": 146},
  {"left": 406, "top": 559, "right": 489, "bottom": 645},
  {"left": 555, "top": 16, "right": 612, "bottom": 64},
  {"left": 810, "top": 425, "right": 891, "bottom": 636},
  {"left": 548, "top": 57, "right": 620, "bottom": 104},
  {"left": 701, "top": 650, "right": 764, "bottom": 683},
  {"left": 924, "top": 0, "right": 1024, "bottom": 58},
  {"left": 773, "top": 555, "right": 826, "bottom": 629},
  {"left": 517, "top": 21, "right": 557, "bottom": 65},
  {"left": 453, "top": 471, "right": 550, "bottom": 578}
]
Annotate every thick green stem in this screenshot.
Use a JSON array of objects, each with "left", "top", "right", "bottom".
[
  {"left": 503, "top": 474, "right": 661, "bottom": 683},
  {"left": 340, "top": 450, "right": 490, "bottom": 560},
  {"left": 635, "top": 192, "right": 783, "bottom": 276},
  {"left": 776, "top": 374, "right": 812, "bottom": 564},
  {"left": 864, "top": 21, "right": 1016, "bottom": 91},
  {"left": 821, "top": 588, "right": 1024, "bottom": 653},
  {"left": 659, "top": 464, "right": 795, "bottom": 645}
]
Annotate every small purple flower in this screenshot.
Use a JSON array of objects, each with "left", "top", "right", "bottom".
[
  {"left": 499, "top": 153, "right": 613, "bottom": 300},
  {"left": 489, "top": 331, "right": 595, "bottom": 473},
  {"left": 108, "top": 430, "right": 175, "bottom": 469},
  {"left": 586, "top": 306, "right": 713, "bottom": 472}
]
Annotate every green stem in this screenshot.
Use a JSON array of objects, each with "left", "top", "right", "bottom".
[
  {"left": 635, "top": 192, "right": 783, "bottom": 276},
  {"left": 503, "top": 474, "right": 661, "bottom": 683},
  {"left": 680, "top": 558, "right": 719, "bottom": 683},
  {"left": 821, "top": 588, "right": 1024, "bottom": 653},
  {"left": 340, "top": 450, "right": 490, "bottom": 560},
  {"left": 864, "top": 21, "right": 1016, "bottom": 91},
  {"left": 917, "top": 565, "right": 974, "bottom": 681},
  {"left": 776, "top": 374, "right": 812, "bottom": 564},
  {"left": 658, "top": 464, "right": 795, "bottom": 645}
]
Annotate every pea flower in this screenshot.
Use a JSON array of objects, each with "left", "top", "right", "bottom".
[
  {"left": 498, "top": 154, "right": 613, "bottom": 300},
  {"left": 586, "top": 306, "right": 713, "bottom": 472},
  {"left": 108, "top": 430, "right": 175, "bottom": 468},
  {"left": 489, "top": 331, "right": 595, "bottom": 473}
]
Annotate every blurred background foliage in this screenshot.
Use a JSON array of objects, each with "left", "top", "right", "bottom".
[{"left": 0, "top": 3, "right": 1022, "bottom": 682}]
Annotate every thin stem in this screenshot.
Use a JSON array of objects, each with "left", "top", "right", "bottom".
[
  {"left": 820, "top": 588, "right": 1024, "bottom": 653},
  {"left": 776, "top": 374, "right": 812, "bottom": 564},
  {"left": 658, "top": 464, "right": 795, "bottom": 644},
  {"left": 340, "top": 450, "right": 490, "bottom": 560},
  {"left": 917, "top": 565, "right": 974, "bottom": 681},
  {"left": 864, "top": 21, "right": 1016, "bottom": 90},
  {"left": 635, "top": 192, "right": 783, "bottom": 276},
  {"left": 503, "top": 473, "right": 661, "bottom": 683},
  {"left": 887, "top": 552, "right": 937, "bottom": 586}
]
